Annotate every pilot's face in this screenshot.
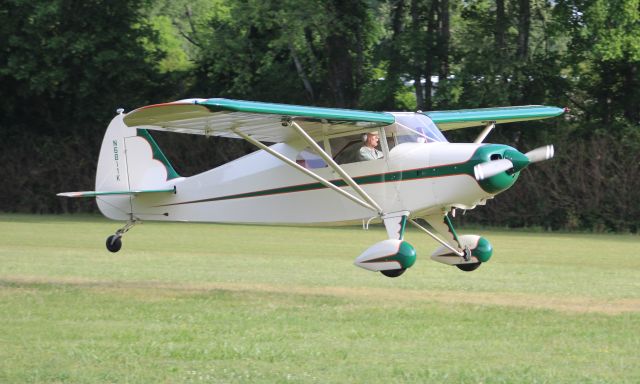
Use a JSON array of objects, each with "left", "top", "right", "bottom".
[{"left": 366, "top": 133, "right": 379, "bottom": 148}]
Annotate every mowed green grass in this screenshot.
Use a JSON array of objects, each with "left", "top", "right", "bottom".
[{"left": 0, "top": 214, "right": 639, "bottom": 383}]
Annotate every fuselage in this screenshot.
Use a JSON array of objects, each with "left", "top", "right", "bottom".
[{"left": 107, "top": 141, "right": 520, "bottom": 225}]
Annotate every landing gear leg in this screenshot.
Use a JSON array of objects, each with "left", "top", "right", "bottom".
[
  {"left": 462, "top": 245, "right": 472, "bottom": 262},
  {"left": 456, "top": 244, "right": 481, "bottom": 270},
  {"left": 106, "top": 218, "right": 140, "bottom": 253}
]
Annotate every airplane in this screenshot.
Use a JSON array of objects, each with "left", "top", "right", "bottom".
[{"left": 58, "top": 98, "right": 564, "bottom": 277}]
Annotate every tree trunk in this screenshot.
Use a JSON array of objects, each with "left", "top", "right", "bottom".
[
  {"left": 599, "top": 61, "right": 612, "bottom": 125},
  {"left": 438, "top": 0, "right": 450, "bottom": 80},
  {"left": 410, "top": 0, "right": 424, "bottom": 110},
  {"left": 517, "top": 0, "right": 530, "bottom": 61},
  {"left": 323, "top": 0, "right": 368, "bottom": 108},
  {"left": 622, "top": 61, "right": 640, "bottom": 123},
  {"left": 289, "top": 43, "right": 315, "bottom": 103},
  {"left": 325, "top": 34, "right": 355, "bottom": 107},
  {"left": 424, "top": 0, "right": 437, "bottom": 110},
  {"left": 381, "top": 0, "right": 406, "bottom": 109},
  {"left": 495, "top": 0, "right": 506, "bottom": 53}
]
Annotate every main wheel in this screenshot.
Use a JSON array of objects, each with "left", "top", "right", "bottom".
[
  {"left": 381, "top": 268, "right": 406, "bottom": 278},
  {"left": 456, "top": 262, "right": 481, "bottom": 272},
  {"left": 106, "top": 235, "right": 122, "bottom": 253}
]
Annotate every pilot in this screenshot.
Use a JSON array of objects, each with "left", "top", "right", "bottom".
[{"left": 358, "top": 132, "right": 384, "bottom": 161}]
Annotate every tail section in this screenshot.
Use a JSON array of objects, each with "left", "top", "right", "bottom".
[
  {"left": 58, "top": 111, "right": 181, "bottom": 220},
  {"left": 96, "top": 112, "right": 182, "bottom": 219}
]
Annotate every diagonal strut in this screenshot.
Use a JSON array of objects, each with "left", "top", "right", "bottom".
[{"left": 233, "top": 128, "right": 379, "bottom": 213}]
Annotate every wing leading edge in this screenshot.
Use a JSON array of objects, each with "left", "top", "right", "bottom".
[{"left": 123, "top": 98, "right": 565, "bottom": 141}]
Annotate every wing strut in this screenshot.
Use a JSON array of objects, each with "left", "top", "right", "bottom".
[
  {"left": 233, "top": 129, "right": 379, "bottom": 213},
  {"left": 473, "top": 122, "right": 495, "bottom": 144},
  {"left": 408, "top": 218, "right": 465, "bottom": 257},
  {"left": 289, "top": 120, "right": 384, "bottom": 215}
]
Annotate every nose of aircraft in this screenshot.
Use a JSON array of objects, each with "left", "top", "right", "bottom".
[
  {"left": 472, "top": 144, "right": 554, "bottom": 193},
  {"left": 503, "top": 148, "right": 530, "bottom": 172}
]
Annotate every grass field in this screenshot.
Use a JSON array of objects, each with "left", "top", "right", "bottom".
[{"left": 1, "top": 214, "right": 639, "bottom": 383}]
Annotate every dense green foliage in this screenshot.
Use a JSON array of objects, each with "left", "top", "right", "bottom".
[{"left": 1, "top": 0, "right": 638, "bottom": 231}]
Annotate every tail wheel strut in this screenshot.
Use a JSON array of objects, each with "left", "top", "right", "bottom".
[{"left": 105, "top": 218, "right": 140, "bottom": 253}]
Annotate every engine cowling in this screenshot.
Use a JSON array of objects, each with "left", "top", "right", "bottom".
[{"left": 354, "top": 239, "right": 416, "bottom": 272}]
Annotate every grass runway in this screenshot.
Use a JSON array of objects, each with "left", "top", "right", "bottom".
[{"left": 1, "top": 214, "right": 639, "bottom": 383}]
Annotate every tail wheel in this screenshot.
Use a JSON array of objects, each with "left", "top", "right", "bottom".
[
  {"left": 106, "top": 235, "right": 122, "bottom": 253},
  {"left": 381, "top": 268, "right": 406, "bottom": 278},
  {"left": 456, "top": 262, "right": 481, "bottom": 272}
]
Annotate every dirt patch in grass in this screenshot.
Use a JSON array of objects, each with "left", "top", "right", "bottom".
[{"left": 2, "top": 275, "right": 639, "bottom": 315}]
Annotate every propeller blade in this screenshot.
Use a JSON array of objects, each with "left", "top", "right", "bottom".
[
  {"left": 525, "top": 145, "right": 554, "bottom": 163},
  {"left": 473, "top": 159, "right": 514, "bottom": 181}
]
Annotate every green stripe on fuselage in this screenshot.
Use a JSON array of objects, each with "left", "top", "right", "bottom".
[{"left": 163, "top": 144, "right": 521, "bottom": 207}]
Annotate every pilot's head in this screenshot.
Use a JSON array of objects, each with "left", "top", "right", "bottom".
[{"left": 363, "top": 132, "right": 379, "bottom": 148}]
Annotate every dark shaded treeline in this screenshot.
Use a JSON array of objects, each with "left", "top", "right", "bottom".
[{"left": 1, "top": 0, "right": 638, "bottom": 232}]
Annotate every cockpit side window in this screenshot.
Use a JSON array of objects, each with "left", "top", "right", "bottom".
[
  {"left": 330, "top": 134, "right": 363, "bottom": 165},
  {"left": 329, "top": 130, "right": 387, "bottom": 165}
]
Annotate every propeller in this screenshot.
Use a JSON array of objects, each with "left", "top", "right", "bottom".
[
  {"left": 525, "top": 145, "right": 554, "bottom": 163},
  {"left": 474, "top": 144, "right": 555, "bottom": 181},
  {"left": 473, "top": 159, "right": 514, "bottom": 181}
]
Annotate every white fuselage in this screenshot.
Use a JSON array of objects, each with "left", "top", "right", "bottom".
[{"left": 100, "top": 146, "right": 491, "bottom": 225}]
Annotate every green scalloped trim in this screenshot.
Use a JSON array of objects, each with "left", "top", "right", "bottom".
[{"left": 137, "top": 129, "right": 180, "bottom": 180}]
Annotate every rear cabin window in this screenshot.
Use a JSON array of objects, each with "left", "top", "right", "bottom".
[{"left": 296, "top": 148, "right": 327, "bottom": 169}]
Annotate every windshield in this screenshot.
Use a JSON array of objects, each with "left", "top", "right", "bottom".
[{"left": 390, "top": 113, "right": 448, "bottom": 143}]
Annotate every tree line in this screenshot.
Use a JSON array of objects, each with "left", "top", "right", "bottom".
[{"left": 1, "top": 0, "right": 638, "bottom": 232}]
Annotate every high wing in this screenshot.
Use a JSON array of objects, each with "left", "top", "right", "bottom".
[
  {"left": 123, "top": 98, "right": 394, "bottom": 142},
  {"left": 425, "top": 105, "right": 565, "bottom": 131},
  {"left": 123, "top": 98, "right": 565, "bottom": 142}
]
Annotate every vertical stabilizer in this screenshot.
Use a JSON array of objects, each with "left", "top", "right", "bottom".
[{"left": 95, "top": 113, "right": 181, "bottom": 220}]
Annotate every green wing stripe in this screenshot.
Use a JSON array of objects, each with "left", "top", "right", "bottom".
[{"left": 198, "top": 98, "right": 395, "bottom": 124}]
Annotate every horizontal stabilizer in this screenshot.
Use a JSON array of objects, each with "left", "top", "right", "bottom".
[{"left": 57, "top": 188, "right": 175, "bottom": 198}]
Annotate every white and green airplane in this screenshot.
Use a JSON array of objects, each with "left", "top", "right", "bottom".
[{"left": 59, "top": 98, "right": 564, "bottom": 277}]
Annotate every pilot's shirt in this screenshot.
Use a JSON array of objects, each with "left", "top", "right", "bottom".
[{"left": 358, "top": 146, "right": 383, "bottom": 161}]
